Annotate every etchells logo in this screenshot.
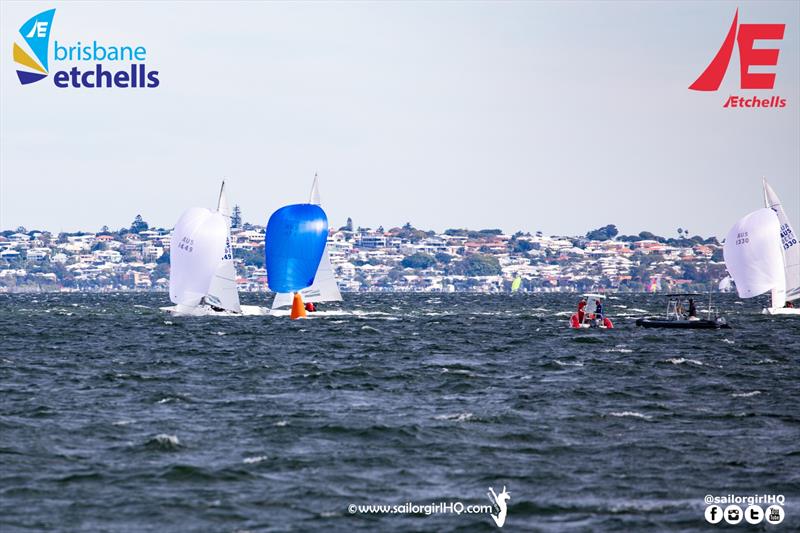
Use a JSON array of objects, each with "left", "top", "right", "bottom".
[
  {"left": 689, "top": 8, "right": 786, "bottom": 109},
  {"left": 12, "top": 8, "right": 160, "bottom": 89},
  {"left": 13, "top": 9, "right": 55, "bottom": 84}
]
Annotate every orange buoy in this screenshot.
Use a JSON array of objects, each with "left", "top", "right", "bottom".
[{"left": 290, "top": 292, "right": 307, "bottom": 320}]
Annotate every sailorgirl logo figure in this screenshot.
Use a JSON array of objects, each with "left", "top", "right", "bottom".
[{"left": 487, "top": 486, "right": 510, "bottom": 528}]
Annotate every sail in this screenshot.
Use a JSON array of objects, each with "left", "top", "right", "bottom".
[
  {"left": 272, "top": 247, "right": 343, "bottom": 308},
  {"left": 265, "top": 204, "right": 329, "bottom": 293},
  {"left": 723, "top": 208, "right": 786, "bottom": 306},
  {"left": 718, "top": 276, "right": 732, "bottom": 292},
  {"left": 272, "top": 174, "right": 342, "bottom": 309},
  {"left": 764, "top": 179, "right": 800, "bottom": 301},
  {"left": 204, "top": 181, "right": 241, "bottom": 312},
  {"left": 511, "top": 276, "right": 522, "bottom": 292},
  {"left": 169, "top": 207, "right": 228, "bottom": 307},
  {"left": 309, "top": 173, "right": 321, "bottom": 206}
]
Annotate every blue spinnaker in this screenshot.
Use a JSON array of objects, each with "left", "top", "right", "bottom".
[{"left": 265, "top": 204, "right": 329, "bottom": 293}]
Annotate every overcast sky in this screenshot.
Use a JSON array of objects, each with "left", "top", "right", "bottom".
[{"left": 1, "top": 0, "right": 798, "bottom": 238}]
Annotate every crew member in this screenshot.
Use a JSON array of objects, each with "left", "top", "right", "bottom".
[
  {"left": 577, "top": 298, "right": 587, "bottom": 323},
  {"left": 594, "top": 299, "right": 603, "bottom": 319},
  {"left": 688, "top": 298, "right": 697, "bottom": 318},
  {"left": 304, "top": 302, "right": 317, "bottom": 313}
]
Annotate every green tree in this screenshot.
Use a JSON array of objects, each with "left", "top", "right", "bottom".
[
  {"left": 401, "top": 253, "right": 436, "bottom": 269},
  {"left": 240, "top": 245, "right": 265, "bottom": 268},
  {"left": 434, "top": 252, "right": 452, "bottom": 264},
  {"left": 450, "top": 254, "right": 502, "bottom": 276},
  {"left": 231, "top": 205, "right": 242, "bottom": 228},
  {"left": 513, "top": 240, "right": 534, "bottom": 253},
  {"left": 130, "top": 215, "right": 149, "bottom": 233},
  {"left": 151, "top": 263, "right": 170, "bottom": 283},
  {"left": 586, "top": 224, "right": 619, "bottom": 241}
]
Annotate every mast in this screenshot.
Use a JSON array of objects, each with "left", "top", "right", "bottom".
[{"left": 217, "top": 180, "right": 228, "bottom": 215}]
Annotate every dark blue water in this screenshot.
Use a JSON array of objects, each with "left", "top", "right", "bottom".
[{"left": 1, "top": 293, "right": 798, "bottom": 532}]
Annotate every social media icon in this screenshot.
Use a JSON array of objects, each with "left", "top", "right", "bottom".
[
  {"left": 705, "top": 505, "right": 723, "bottom": 524},
  {"left": 725, "top": 504, "right": 743, "bottom": 524},
  {"left": 765, "top": 505, "right": 784, "bottom": 525},
  {"left": 745, "top": 504, "right": 764, "bottom": 524}
]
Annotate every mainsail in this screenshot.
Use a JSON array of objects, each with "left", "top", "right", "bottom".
[
  {"left": 272, "top": 174, "right": 343, "bottom": 309},
  {"left": 205, "top": 181, "right": 241, "bottom": 313},
  {"left": 763, "top": 179, "right": 800, "bottom": 301},
  {"left": 723, "top": 208, "right": 786, "bottom": 308}
]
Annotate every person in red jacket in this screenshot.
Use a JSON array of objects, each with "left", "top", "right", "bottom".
[
  {"left": 304, "top": 302, "right": 317, "bottom": 312},
  {"left": 577, "top": 298, "right": 587, "bottom": 323}
]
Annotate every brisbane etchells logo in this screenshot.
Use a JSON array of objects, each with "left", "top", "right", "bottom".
[
  {"left": 689, "top": 8, "right": 787, "bottom": 108},
  {"left": 10, "top": 7, "right": 159, "bottom": 89},
  {"left": 12, "top": 9, "right": 55, "bottom": 85}
]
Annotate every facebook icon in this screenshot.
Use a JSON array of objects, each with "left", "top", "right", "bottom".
[{"left": 705, "top": 505, "right": 723, "bottom": 524}]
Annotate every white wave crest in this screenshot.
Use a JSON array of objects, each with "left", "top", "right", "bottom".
[
  {"left": 731, "top": 391, "right": 761, "bottom": 398},
  {"left": 554, "top": 360, "right": 584, "bottom": 367},
  {"left": 664, "top": 357, "right": 703, "bottom": 366},
  {"left": 243, "top": 456, "right": 268, "bottom": 464},
  {"left": 434, "top": 412, "right": 474, "bottom": 422},
  {"left": 608, "top": 411, "right": 653, "bottom": 420}
]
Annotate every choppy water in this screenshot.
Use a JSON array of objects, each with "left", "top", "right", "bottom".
[{"left": 1, "top": 293, "right": 798, "bottom": 532}]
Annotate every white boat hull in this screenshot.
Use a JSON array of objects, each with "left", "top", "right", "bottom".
[
  {"left": 160, "top": 304, "right": 270, "bottom": 316},
  {"left": 762, "top": 307, "right": 800, "bottom": 316}
]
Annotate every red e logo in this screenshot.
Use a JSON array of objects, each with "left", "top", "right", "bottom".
[{"left": 690, "top": 9, "right": 785, "bottom": 91}]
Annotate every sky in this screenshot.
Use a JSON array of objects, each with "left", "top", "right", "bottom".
[{"left": 1, "top": 0, "right": 798, "bottom": 238}]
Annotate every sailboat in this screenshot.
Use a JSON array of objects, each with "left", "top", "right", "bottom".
[
  {"left": 723, "top": 179, "right": 800, "bottom": 315},
  {"left": 163, "top": 182, "right": 265, "bottom": 316},
  {"left": 271, "top": 174, "right": 343, "bottom": 311},
  {"left": 510, "top": 276, "right": 522, "bottom": 293},
  {"left": 264, "top": 202, "right": 329, "bottom": 319}
]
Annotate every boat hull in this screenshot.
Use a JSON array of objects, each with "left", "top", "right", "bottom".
[
  {"left": 635, "top": 317, "right": 730, "bottom": 329},
  {"left": 160, "top": 304, "right": 269, "bottom": 316},
  {"left": 762, "top": 307, "right": 800, "bottom": 315}
]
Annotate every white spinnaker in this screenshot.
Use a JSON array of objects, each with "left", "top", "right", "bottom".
[
  {"left": 169, "top": 207, "right": 228, "bottom": 307},
  {"left": 272, "top": 174, "right": 343, "bottom": 309},
  {"left": 723, "top": 208, "right": 786, "bottom": 307},
  {"left": 764, "top": 179, "right": 800, "bottom": 301},
  {"left": 205, "top": 182, "right": 241, "bottom": 313}
]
